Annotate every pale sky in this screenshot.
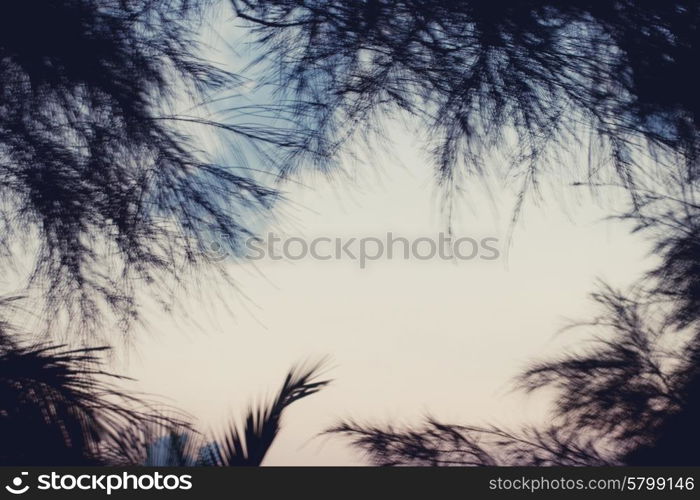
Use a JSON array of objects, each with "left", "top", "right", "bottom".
[
  {"left": 107, "top": 5, "right": 657, "bottom": 465},
  {"left": 114, "top": 127, "right": 655, "bottom": 465}
]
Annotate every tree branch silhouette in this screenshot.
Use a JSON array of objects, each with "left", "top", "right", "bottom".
[
  {"left": 0, "top": 0, "right": 332, "bottom": 335},
  {"left": 235, "top": 0, "right": 700, "bottom": 214}
]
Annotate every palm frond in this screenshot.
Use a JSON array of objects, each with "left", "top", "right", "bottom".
[
  {"left": 204, "top": 360, "right": 330, "bottom": 466},
  {"left": 0, "top": 334, "right": 183, "bottom": 465}
]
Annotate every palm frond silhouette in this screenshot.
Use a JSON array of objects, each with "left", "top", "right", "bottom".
[
  {"left": 3, "top": 0, "right": 700, "bottom": 467},
  {"left": 0, "top": 294, "right": 329, "bottom": 466},
  {"left": 0, "top": 331, "right": 182, "bottom": 465},
  {"left": 201, "top": 361, "right": 330, "bottom": 466},
  {"left": 112, "top": 360, "right": 330, "bottom": 466}
]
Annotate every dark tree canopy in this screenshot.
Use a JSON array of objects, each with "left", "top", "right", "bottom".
[
  {"left": 0, "top": 304, "right": 179, "bottom": 465},
  {"left": 519, "top": 285, "right": 700, "bottom": 465},
  {"left": 235, "top": 0, "right": 700, "bottom": 202},
  {"left": 2, "top": 1, "right": 699, "bottom": 334},
  {"left": 0, "top": 0, "right": 328, "bottom": 335},
  {"left": 0, "top": 0, "right": 699, "bottom": 467}
]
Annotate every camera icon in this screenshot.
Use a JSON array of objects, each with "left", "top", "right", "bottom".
[{"left": 5, "top": 472, "right": 29, "bottom": 494}]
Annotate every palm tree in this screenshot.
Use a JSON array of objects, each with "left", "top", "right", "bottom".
[
  {"left": 122, "top": 361, "right": 330, "bottom": 466},
  {"left": 204, "top": 361, "right": 330, "bottom": 466},
  {"left": 0, "top": 341, "right": 330, "bottom": 466},
  {"left": 0, "top": 295, "right": 330, "bottom": 465},
  {"left": 0, "top": 312, "right": 181, "bottom": 465}
]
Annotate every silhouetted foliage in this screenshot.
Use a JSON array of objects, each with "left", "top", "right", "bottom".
[
  {"left": 0, "top": 308, "right": 180, "bottom": 465},
  {"left": 235, "top": 0, "right": 700, "bottom": 212},
  {"left": 0, "top": 0, "right": 332, "bottom": 334},
  {"left": 520, "top": 285, "right": 682, "bottom": 447},
  {"left": 332, "top": 281, "right": 700, "bottom": 465},
  {"left": 519, "top": 285, "right": 700, "bottom": 464},
  {"left": 0, "top": 296, "right": 328, "bottom": 465},
  {"left": 4, "top": 0, "right": 700, "bottom": 467},
  {"left": 625, "top": 338, "right": 700, "bottom": 465},
  {"left": 331, "top": 420, "right": 610, "bottom": 466},
  {"left": 612, "top": 184, "right": 700, "bottom": 330},
  {"left": 116, "top": 361, "right": 329, "bottom": 466},
  {"left": 600, "top": 186, "right": 700, "bottom": 464},
  {"left": 203, "top": 360, "right": 329, "bottom": 466},
  {"left": 4, "top": 1, "right": 699, "bottom": 333}
]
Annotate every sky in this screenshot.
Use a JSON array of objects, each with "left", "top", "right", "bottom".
[
  {"left": 114, "top": 128, "right": 655, "bottom": 465},
  {"left": 106, "top": 4, "right": 657, "bottom": 465}
]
